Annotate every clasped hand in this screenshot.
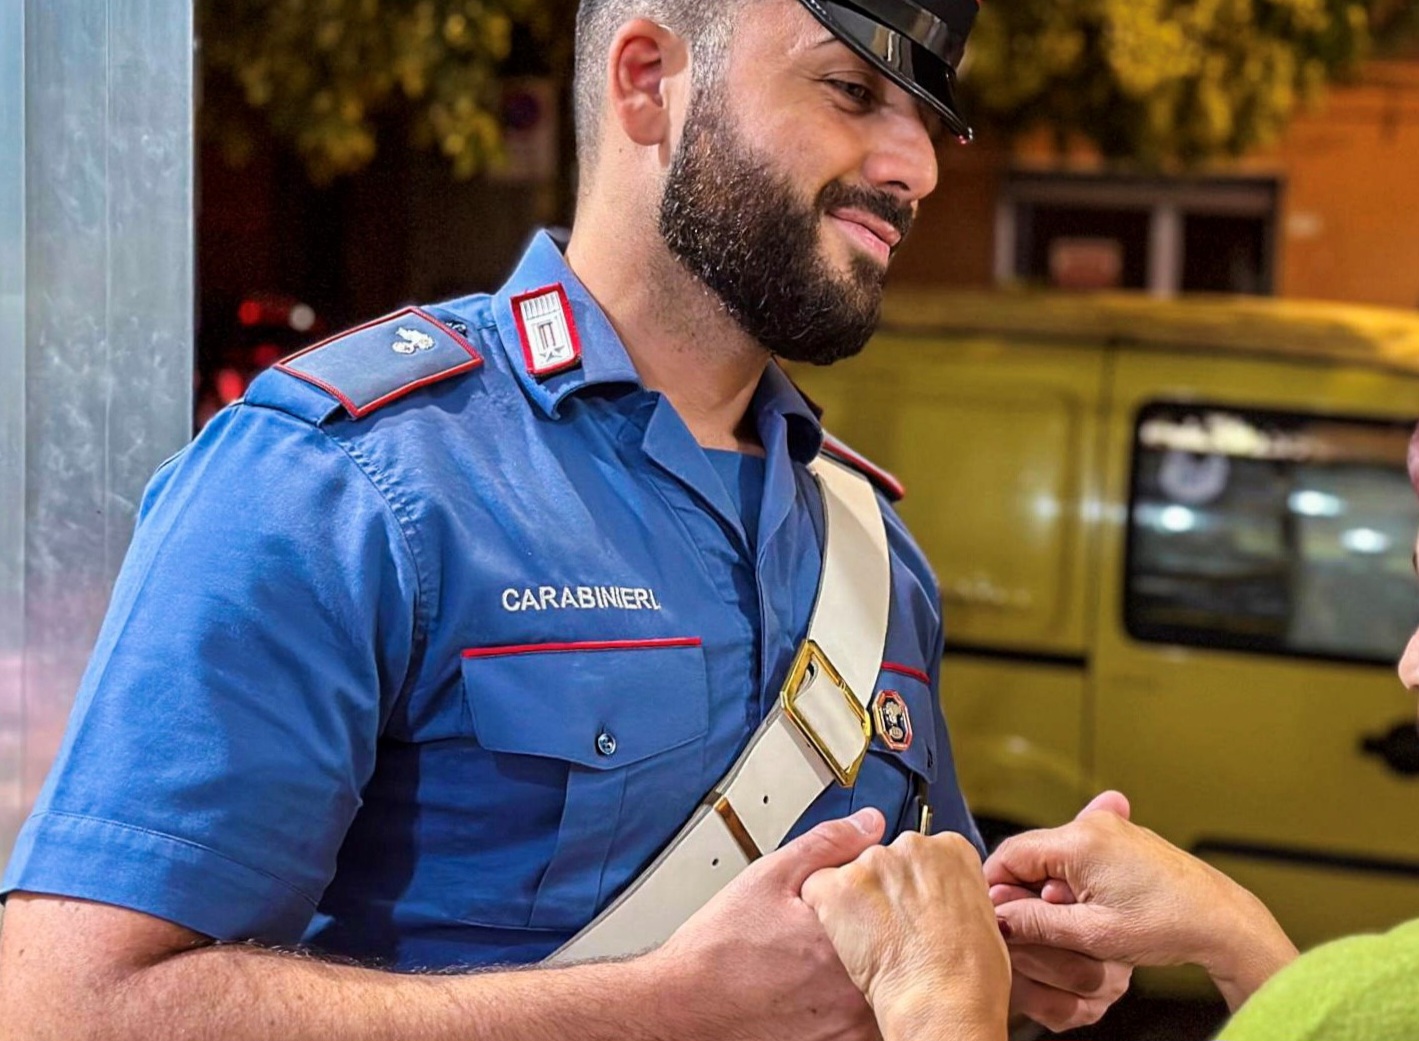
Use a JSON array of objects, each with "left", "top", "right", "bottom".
[
  {"left": 800, "top": 796, "right": 1135, "bottom": 1038},
  {"left": 984, "top": 797, "right": 1297, "bottom": 1012},
  {"left": 650, "top": 802, "right": 1136, "bottom": 1041}
]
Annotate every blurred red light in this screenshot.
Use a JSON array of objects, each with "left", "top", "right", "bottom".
[
  {"left": 215, "top": 368, "right": 247, "bottom": 404},
  {"left": 237, "top": 301, "right": 262, "bottom": 326}
]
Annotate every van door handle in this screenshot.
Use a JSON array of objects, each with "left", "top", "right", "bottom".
[{"left": 1359, "top": 722, "right": 1419, "bottom": 777}]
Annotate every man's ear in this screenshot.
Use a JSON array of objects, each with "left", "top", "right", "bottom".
[{"left": 605, "top": 19, "right": 689, "bottom": 149}]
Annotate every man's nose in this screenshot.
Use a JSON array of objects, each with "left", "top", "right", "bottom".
[
  {"left": 861, "top": 108, "right": 939, "bottom": 206},
  {"left": 1397, "top": 629, "right": 1419, "bottom": 689}
]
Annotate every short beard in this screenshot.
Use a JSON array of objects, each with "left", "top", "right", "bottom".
[{"left": 658, "top": 87, "right": 913, "bottom": 366}]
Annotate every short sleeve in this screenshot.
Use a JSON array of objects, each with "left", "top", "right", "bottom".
[
  {"left": 925, "top": 669, "right": 981, "bottom": 856},
  {"left": 1221, "top": 920, "right": 1419, "bottom": 1041},
  {"left": 882, "top": 499, "right": 985, "bottom": 856},
  {"left": 1, "top": 402, "right": 419, "bottom": 942},
  {"left": 923, "top": 632, "right": 985, "bottom": 857}
]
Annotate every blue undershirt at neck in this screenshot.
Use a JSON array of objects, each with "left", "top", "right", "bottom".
[{"left": 704, "top": 449, "right": 767, "bottom": 556}]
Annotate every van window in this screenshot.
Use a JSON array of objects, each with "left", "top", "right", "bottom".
[{"left": 1126, "top": 403, "right": 1419, "bottom": 664}]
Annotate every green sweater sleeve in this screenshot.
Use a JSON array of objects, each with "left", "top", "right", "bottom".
[{"left": 1220, "top": 918, "right": 1419, "bottom": 1041}]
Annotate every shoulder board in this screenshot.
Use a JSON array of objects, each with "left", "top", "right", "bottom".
[
  {"left": 274, "top": 307, "right": 482, "bottom": 420},
  {"left": 819, "top": 433, "right": 906, "bottom": 502}
]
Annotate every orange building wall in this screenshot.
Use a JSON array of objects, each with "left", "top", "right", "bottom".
[
  {"left": 1256, "top": 60, "right": 1419, "bottom": 308},
  {"left": 900, "top": 58, "right": 1419, "bottom": 309},
  {"left": 892, "top": 134, "right": 1008, "bottom": 287}
]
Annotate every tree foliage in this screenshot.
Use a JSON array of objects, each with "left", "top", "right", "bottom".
[
  {"left": 961, "top": 0, "right": 1387, "bottom": 167},
  {"left": 203, "top": 0, "right": 1418, "bottom": 181},
  {"left": 200, "top": 0, "right": 568, "bottom": 182},
  {"left": 1371, "top": 0, "right": 1419, "bottom": 51}
]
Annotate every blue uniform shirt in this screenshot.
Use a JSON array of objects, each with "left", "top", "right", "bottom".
[{"left": 2, "top": 231, "right": 981, "bottom": 970}]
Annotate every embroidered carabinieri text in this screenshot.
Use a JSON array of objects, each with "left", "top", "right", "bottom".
[{"left": 501, "top": 585, "right": 663, "bottom": 612}]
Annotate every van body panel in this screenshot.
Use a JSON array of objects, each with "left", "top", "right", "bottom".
[
  {"left": 792, "top": 292, "right": 1419, "bottom": 969},
  {"left": 1093, "top": 350, "right": 1419, "bottom": 953},
  {"left": 880, "top": 290, "right": 1419, "bottom": 374},
  {"left": 939, "top": 655, "right": 1089, "bottom": 829},
  {"left": 791, "top": 335, "right": 1107, "bottom": 657}
]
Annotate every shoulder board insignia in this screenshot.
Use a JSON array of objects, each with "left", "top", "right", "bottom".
[
  {"left": 820, "top": 433, "right": 906, "bottom": 502},
  {"left": 276, "top": 307, "right": 482, "bottom": 419}
]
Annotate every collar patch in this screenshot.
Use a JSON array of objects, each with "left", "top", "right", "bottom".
[{"left": 512, "top": 284, "right": 582, "bottom": 379}]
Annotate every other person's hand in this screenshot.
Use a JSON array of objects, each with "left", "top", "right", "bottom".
[
  {"left": 985, "top": 804, "right": 1297, "bottom": 1010},
  {"left": 649, "top": 809, "right": 887, "bottom": 1041},
  {"left": 999, "top": 792, "right": 1135, "bottom": 1032},
  {"left": 802, "top": 829, "right": 1011, "bottom": 1041}
]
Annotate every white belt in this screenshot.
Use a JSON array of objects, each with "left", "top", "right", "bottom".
[{"left": 548, "top": 456, "right": 891, "bottom": 963}]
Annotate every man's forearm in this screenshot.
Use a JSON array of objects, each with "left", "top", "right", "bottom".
[{"left": 7, "top": 943, "right": 694, "bottom": 1041}]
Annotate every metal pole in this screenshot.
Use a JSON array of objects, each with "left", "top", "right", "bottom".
[
  {"left": 1148, "top": 202, "right": 1183, "bottom": 299},
  {"left": 0, "top": 0, "right": 194, "bottom": 881},
  {"left": 0, "top": 0, "right": 28, "bottom": 875}
]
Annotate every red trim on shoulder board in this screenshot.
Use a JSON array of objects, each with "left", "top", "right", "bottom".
[
  {"left": 820, "top": 434, "right": 907, "bottom": 501},
  {"left": 511, "top": 284, "right": 583, "bottom": 379},
  {"left": 463, "top": 637, "right": 703, "bottom": 660},
  {"left": 882, "top": 661, "right": 931, "bottom": 685},
  {"left": 275, "top": 307, "right": 483, "bottom": 419}
]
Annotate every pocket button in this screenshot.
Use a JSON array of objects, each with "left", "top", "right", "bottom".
[{"left": 595, "top": 730, "right": 618, "bottom": 758}]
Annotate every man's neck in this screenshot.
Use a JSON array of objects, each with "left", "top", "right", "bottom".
[{"left": 565, "top": 217, "right": 770, "bottom": 455}]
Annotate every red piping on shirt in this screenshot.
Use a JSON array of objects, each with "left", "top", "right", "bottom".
[
  {"left": 882, "top": 661, "right": 931, "bottom": 685},
  {"left": 463, "top": 637, "right": 703, "bottom": 659}
]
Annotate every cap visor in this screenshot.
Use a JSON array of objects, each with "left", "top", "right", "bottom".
[{"left": 802, "top": 0, "right": 974, "bottom": 141}]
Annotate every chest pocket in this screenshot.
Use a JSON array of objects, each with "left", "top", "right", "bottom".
[
  {"left": 850, "top": 664, "right": 939, "bottom": 836},
  {"left": 462, "top": 638, "right": 711, "bottom": 931}
]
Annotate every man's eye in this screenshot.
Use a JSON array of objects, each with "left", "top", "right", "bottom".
[{"left": 828, "top": 79, "right": 876, "bottom": 107}]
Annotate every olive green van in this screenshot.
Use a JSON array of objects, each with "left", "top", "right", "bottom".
[{"left": 790, "top": 290, "right": 1419, "bottom": 980}]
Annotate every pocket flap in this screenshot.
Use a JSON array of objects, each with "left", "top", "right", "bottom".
[{"left": 462, "top": 638, "right": 710, "bottom": 770}]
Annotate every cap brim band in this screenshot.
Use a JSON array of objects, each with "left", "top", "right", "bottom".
[
  {"left": 802, "top": 0, "right": 973, "bottom": 141},
  {"left": 837, "top": 0, "right": 968, "bottom": 66}
]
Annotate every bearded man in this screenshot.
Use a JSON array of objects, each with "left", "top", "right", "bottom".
[{"left": 0, "top": 2, "right": 1129, "bottom": 1038}]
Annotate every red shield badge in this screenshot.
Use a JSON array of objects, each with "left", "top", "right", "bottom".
[{"left": 873, "top": 689, "right": 913, "bottom": 752}]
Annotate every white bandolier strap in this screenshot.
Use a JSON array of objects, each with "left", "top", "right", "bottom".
[{"left": 548, "top": 455, "right": 891, "bottom": 963}]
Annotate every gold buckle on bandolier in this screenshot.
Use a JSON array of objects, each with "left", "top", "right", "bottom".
[{"left": 780, "top": 640, "right": 872, "bottom": 787}]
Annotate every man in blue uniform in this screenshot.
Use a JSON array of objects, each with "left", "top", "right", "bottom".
[{"left": 0, "top": 1, "right": 1129, "bottom": 1037}]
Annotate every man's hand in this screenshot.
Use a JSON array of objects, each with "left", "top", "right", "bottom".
[
  {"left": 801, "top": 831, "right": 1011, "bottom": 1041},
  {"left": 649, "top": 809, "right": 889, "bottom": 1041},
  {"left": 984, "top": 801, "right": 1297, "bottom": 1011}
]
